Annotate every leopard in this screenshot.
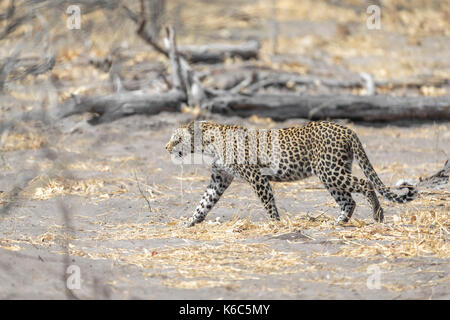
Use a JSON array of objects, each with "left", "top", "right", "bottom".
[{"left": 166, "top": 120, "right": 417, "bottom": 227}]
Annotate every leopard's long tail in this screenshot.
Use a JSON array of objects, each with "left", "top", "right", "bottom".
[{"left": 351, "top": 134, "right": 417, "bottom": 203}]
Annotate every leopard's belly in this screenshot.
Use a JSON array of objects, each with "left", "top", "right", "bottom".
[{"left": 263, "top": 144, "right": 313, "bottom": 182}]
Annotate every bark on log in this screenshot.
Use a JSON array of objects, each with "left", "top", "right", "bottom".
[{"left": 204, "top": 93, "right": 450, "bottom": 121}]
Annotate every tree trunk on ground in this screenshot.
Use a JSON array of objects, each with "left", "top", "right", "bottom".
[
  {"left": 55, "top": 92, "right": 450, "bottom": 123},
  {"left": 205, "top": 93, "right": 450, "bottom": 121},
  {"left": 56, "top": 90, "right": 185, "bottom": 124}
]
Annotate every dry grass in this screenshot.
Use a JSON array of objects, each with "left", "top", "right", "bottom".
[
  {"left": 26, "top": 229, "right": 308, "bottom": 286},
  {"left": 66, "top": 161, "right": 112, "bottom": 172},
  {"left": 332, "top": 204, "right": 449, "bottom": 259},
  {"left": 0, "top": 240, "right": 23, "bottom": 251},
  {"left": 0, "top": 132, "right": 45, "bottom": 152},
  {"left": 23, "top": 175, "right": 129, "bottom": 201},
  {"left": 82, "top": 213, "right": 331, "bottom": 242}
]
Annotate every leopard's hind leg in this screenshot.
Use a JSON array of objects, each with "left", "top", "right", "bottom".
[
  {"left": 318, "top": 171, "right": 384, "bottom": 223},
  {"left": 327, "top": 188, "right": 356, "bottom": 223}
]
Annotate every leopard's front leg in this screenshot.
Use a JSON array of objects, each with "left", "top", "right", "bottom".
[
  {"left": 186, "top": 165, "right": 234, "bottom": 227},
  {"left": 238, "top": 167, "right": 280, "bottom": 221},
  {"left": 252, "top": 176, "right": 280, "bottom": 221}
]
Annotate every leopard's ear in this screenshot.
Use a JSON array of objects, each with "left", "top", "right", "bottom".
[
  {"left": 180, "top": 120, "right": 195, "bottom": 130},
  {"left": 182, "top": 120, "right": 208, "bottom": 132}
]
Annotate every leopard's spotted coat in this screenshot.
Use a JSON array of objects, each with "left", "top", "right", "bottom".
[{"left": 166, "top": 120, "right": 417, "bottom": 227}]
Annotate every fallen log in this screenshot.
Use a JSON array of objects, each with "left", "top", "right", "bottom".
[
  {"left": 56, "top": 90, "right": 185, "bottom": 124},
  {"left": 205, "top": 93, "right": 450, "bottom": 121},
  {"left": 56, "top": 92, "right": 450, "bottom": 123}
]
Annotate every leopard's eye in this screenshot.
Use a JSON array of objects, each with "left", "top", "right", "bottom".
[{"left": 171, "top": 136, "right": 182, "bottom": 147}]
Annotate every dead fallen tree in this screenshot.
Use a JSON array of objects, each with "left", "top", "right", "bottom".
[
  {"left": 204, "top": 93, "right": 450, "bottom": 121},
  {"left": 57, "top": 91, "right": 450, "bottom": 123},
  {"left": 56, "top": 90, "right": 184, "bottom": 124}
]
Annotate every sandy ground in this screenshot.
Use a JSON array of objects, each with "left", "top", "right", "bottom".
[{"left": 0, "top": 113, "right": 448, "bottom": 299}]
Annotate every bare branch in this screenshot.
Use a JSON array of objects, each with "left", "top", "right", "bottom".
[{"left": 133, "top": 169, "right": 152, "bottom": 212}]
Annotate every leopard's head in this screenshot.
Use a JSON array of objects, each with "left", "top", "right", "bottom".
[
  {"left": 166, "top": 123, "right": 190, "bottom": 158},
  {"left": 166, "top": 121, "right": 198, "bottom": 159},
  {"left": 166, "top": 120, "right": 223, "bottom": 162}
]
